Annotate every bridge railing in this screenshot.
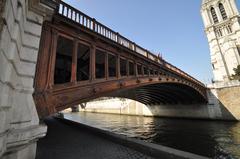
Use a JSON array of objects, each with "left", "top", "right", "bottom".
[{"left": 56, "top": 1, "right": 204, "bottom": 87}]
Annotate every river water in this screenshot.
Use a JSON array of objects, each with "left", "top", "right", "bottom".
[{"left": 63, "top": 112, "right": 240, "bottom": 158}]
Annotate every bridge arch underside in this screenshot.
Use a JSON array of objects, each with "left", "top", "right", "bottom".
[
  {"left": 34, "top": 77, "right": 207, "bottom": 119},
  {"left": 105, "top": 83, "right": 206, "bottom": 106}
]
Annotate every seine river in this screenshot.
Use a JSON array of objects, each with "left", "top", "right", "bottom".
[{"left": 63, "top": 112, "right": 240, "bottom": 158}]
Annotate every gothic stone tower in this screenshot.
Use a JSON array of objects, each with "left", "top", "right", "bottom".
[{"left": 201, "top": 0, "right": 240, "bottom": 82}]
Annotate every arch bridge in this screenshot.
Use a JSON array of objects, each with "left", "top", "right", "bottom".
[{"left": 33, "top": 1, "right": 207, "bottom": 118}]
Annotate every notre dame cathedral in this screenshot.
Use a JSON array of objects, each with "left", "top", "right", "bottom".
[{"left": 201, "top": 0, "right": 240, "bottom": 82}]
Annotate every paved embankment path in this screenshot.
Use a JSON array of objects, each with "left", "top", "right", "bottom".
[{"left": 36, "top": 117, "right": 155, "bottom": 159}]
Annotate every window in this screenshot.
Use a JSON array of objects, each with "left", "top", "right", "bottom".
[
  {"left": 219, "top": 3, "right": 227, "bottom": 20},
  {"left": 108, "top": 54, "right": 117, "bottom": 77},
  {"left": 154, "top": 70, "right": 158, "bottom": 76},
  {"left": 77, "top": 43, "right": 90, "bottom": 81},
  {"left": 96, "top": 49, "right": 106, "bottom": 79},
  {"left": 218, "top": 29, "right": 222, "bottom": 37},
  {"left": 237, "top": 46, "right": 240, "bottom": 57},
  {"left": 143, "top": 66, "right": 148, "bottom": 75},
  {"left": 216, "top": 28, "right": 223, "bottom": 37},
  {"left": 137, "top": 64, "right": 142, "bottom": 76},
  {"left": 212, "top": 63, "right": 215, "bottom": 70},
  {"left": 150, "top": 69, "right": 154, "bottom": 76},
  {"left": 129, "top": 61, "right": 135, "bottom": 76},
  {"left": 120, "top": 58, "right": 127, "bottom": 76},
  {"left": 211, "top": 7, "right": 218, "bottom": 23},
  {"left": 226, "top": 25, "right": 232, "bottom": 34},
  {"left": 54, "top": 36, "right": 73, "bottom": 84}
]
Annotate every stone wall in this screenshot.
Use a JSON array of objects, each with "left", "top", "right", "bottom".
[
  {"left": 212, "top": 81, "right": 240, "bottom": 120},
  {"left": 79, "top": 99, "right": 153, "bottom": 116},
  {"left": 0, "top": 0, "right": 54, "bottom": 158},
  {"left": 148, "top": 85, "right": 239, "bottom": 120},
  {"left": 79, "top": 100, "right": 219, "bottom": 120}
]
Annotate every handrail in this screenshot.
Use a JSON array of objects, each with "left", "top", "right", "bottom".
[{"left": 56, "top": 1, "right": 205, "bottom": 87}]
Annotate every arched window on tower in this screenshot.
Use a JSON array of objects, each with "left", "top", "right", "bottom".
[
  {"left": 215, "top": 28, "right": 223, "bottom": 37},
  {"left": 219, "top": 3, "right": 227, "bottom": 20},
  {"left": 226, "top": 24, "right": 232, "bottom": 34},
  {"left": 237, "top": 46, "right": 240, "bottom": 57},
  {"left": 211, "top": 7, "right": 219, "bottom": 23}
]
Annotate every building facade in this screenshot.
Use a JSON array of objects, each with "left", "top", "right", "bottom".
[{"left": 201, "top": 0, "right": 240, "bottom": 82}]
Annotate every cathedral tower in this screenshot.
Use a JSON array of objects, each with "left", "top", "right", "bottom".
[{"left": 201, "top": 0, "right": 240, "bottom": 82}]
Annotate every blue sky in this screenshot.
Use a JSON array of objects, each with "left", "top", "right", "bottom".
[{"left": 63, "top": 0, "right": 240, "bottom": 84}]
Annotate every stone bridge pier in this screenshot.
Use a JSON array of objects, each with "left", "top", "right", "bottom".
[
  {"left": 0, "top": 0, "right": 56, "bottom": 158},
  {"left": 144, "top": 82, "right": 240, "bottom": 120}
]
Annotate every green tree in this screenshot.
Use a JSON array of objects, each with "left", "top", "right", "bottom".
[{"left": 232, "top": 65, "right": 240, "bottom": 80}]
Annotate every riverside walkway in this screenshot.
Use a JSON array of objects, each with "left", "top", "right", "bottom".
[
  {"left": 36, "top": 116, "right": 208, "bottom": 159},
  {"left": 36, "top": 117, "right": 155, "bottom": 159}
]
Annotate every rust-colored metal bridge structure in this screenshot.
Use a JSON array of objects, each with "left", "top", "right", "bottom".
[{"left": 34, "top": 1, "right": 207, "bottom": 118}]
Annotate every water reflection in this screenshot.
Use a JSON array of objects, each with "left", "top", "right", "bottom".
[{"left": 63, "top": 112, "right": 240, "bottom": 158}]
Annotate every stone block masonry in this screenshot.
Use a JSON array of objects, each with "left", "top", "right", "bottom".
[
  {"left": 0, "top": 0, "right": 55, "bottom": 159},
  {"left": 209, "top": 80, "right": 240, "bottom": 120}
]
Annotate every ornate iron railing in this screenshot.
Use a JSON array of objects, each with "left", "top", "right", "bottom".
[{"left": 56, "top": 1, "right": 205, "bottom": 87}]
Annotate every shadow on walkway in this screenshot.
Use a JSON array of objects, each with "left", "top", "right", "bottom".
[{"left": 36, "top": 117, "right": 154, "bottom": 159}]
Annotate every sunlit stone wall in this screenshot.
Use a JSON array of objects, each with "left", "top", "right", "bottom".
[
  {"left": 0, "top": 0, "right": 54, "bottom": 158},
  {"left": 79, "top": 98, "right": 153, "bottom": 116},
  {"left": 209, "top": 80, "right": 240, "bottom": 120}
]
